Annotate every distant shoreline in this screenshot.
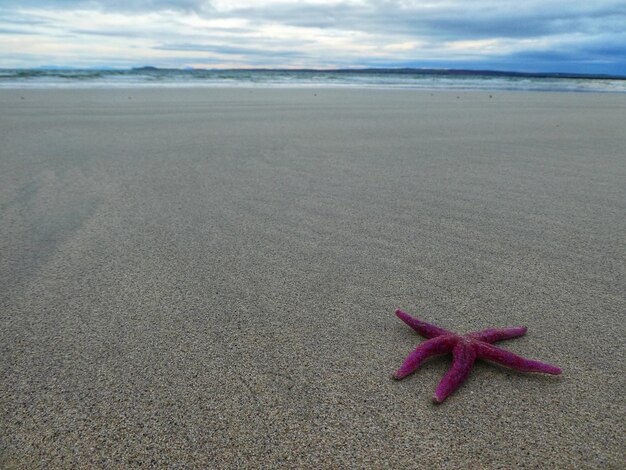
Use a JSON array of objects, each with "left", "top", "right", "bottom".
[{"left": 4, "top": 66, "right": 626, "bottom": 81}]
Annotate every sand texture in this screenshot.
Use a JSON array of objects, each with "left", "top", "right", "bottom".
[{"left": 1, "top": 88, "right": 625, "bottom": 468}]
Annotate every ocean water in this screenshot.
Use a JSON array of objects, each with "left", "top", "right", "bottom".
[{"left": 1, "top": 68, "right": 625, "bottom": 93}]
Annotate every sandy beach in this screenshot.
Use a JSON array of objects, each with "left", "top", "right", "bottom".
[{"left": 1, "top": 88, "right": 625, "bottom": 468}]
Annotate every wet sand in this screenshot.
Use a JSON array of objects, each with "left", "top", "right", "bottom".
[{"left": 1, "top": 88, "right": 625, "bottom": 468}]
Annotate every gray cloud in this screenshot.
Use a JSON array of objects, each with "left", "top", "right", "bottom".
[
  {"left": 225, "top": 1, "right": 626, "bottom": 40},
  {"left": 5, "top": 0, "right": 625, "bottom": 39},
  {"left": 1, "top": 0, "right": 210, "bottom": 13},
  {"left": 156, "top": 43, "right": 310, "bottom": 60},
  {"left": 1, "top": 0, "right": 625, "bottom": 74},
  {"left": 0, "top": 28, "right": 33, "bottom": 35}
]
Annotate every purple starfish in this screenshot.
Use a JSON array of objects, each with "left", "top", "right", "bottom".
[{"left": 393, "top": 309, "right": 561, "bottom": 403}]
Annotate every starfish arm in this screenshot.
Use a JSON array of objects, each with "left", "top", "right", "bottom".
[
  {"left": 476, "top": 343, "right": 562, "bottom": 375},
  {"left": 395, "top": 309, "right": 452, "bottom": 339},
  {"left": 468, "top": 326, "right": 527, "bottom": 343},
  {"left": 393, "top": 336, "right": 455, "bottom": 379},
  {"left": 434, "top": 342, "right": 477, "bottom": 403}
]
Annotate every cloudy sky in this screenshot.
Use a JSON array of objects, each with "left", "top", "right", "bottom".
[{"left": 1, "top": 0, "right": 625, "bottom": 74}]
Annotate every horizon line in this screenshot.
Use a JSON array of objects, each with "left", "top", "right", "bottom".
[{"left": 2, "top": 66, "right": 625, "bottom": 80}]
